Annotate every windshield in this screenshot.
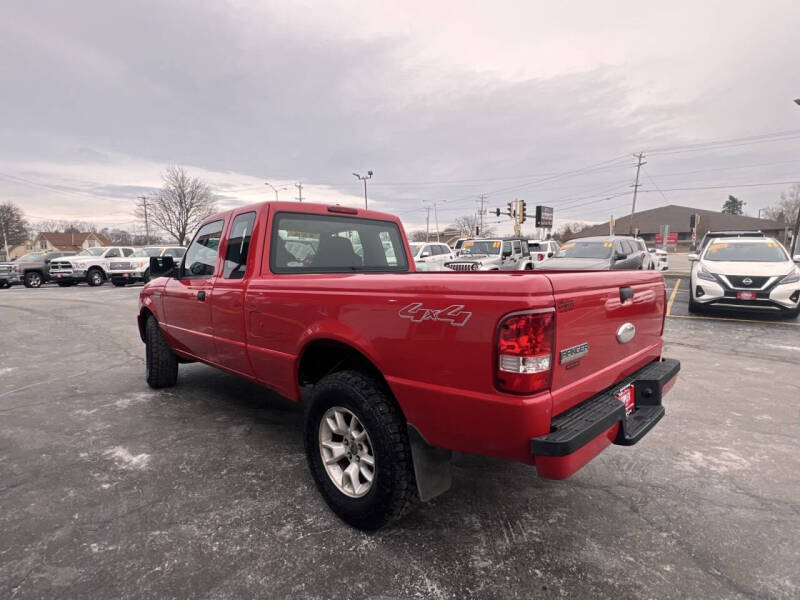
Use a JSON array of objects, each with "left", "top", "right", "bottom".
[
  {"left": 18, "top": 253, "right": 44, "bottom": 262},
  {"left": 459, "top": 240, "right": 501, "bottom": 255},
  {"left": 703, "top": 241, "right": 788, "bottom": 262},
  {"left": 555, "top": 241, "right": 613, "bottom": 259},
  {"left": 409, "top": 243, "right": 424, "bottom": 256},
  {"left": 131, "top": 247, "right": 164, "bottom": 258},
  {"left": 75, "top": 247, "right": 105, "bottom": 257}
]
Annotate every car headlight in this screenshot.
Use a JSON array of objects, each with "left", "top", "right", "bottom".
[
  {"left": 780, "top": 266, "right": 800, "bottom": 284},
  {"left": 471, "top": 263, "right": 481, "bottom": 270},
  {"left": 696, "top": 265, "right": 716, "bottom": 281}
]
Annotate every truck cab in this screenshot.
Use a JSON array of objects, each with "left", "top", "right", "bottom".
[{"left": 50, "top": 246, "right": 137, "bottom": 286}]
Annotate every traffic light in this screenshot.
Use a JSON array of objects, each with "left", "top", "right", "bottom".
[
  {"left": 519, "top": 200, "right": 527, "bottom": 224},
  {"left": 494, "top": 208, "right": 501, "bottom": 217},
  {"left": 690, "top": 214, "right": 700, "bottom": 229},
  {"left": 507, "top": 201, "right": 515, "bottom": 217}
]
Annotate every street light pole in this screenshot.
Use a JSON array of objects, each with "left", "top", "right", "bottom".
[
  {"left": 264, "top": 181, "right": 286, "bottom": 202},
  {"left": 352, "top": 171, "right": 373, "bottom": 210}
]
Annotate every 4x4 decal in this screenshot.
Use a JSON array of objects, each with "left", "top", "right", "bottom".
[{"left": 398, "top": 302, "right": 472, "bottom": 327}]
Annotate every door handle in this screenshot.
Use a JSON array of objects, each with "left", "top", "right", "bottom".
[
  {"left": 619, "top": 286, "right": 634, "bottom": 302},
  {"left": 197, "top": 290, "right": 206, "bottom": 301}
]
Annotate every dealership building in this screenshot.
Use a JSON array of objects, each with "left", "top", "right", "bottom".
[{"left": 574, "top": 204, "right": 791, "bottom": 250}]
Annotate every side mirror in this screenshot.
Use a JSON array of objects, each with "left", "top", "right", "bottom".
[
  {"left": 150, "top": 256, "right": 176, "bottom": 278},
  {"left": 793, "top": 254, "right": 800, "bottom": 263},
  {"left": 547, "top": 252, "right": 554, "bottom": 257},
  {"left": 688, "top": 253, "right": 699, "bottom": 261},
  {"left": 421, "top": 251, "right": 432, "bottom": 258},
  {"left": 614, "top": 251, "right": 627, "bottom": 261},
  {"left": 502, "top": 249, "right": 512, "bottom": 258}
]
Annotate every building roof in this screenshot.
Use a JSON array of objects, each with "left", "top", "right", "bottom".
[
  {"left": 575, "top": 204, "right": 787, "bottom": 238},
  {"left": 36, "top": 231, "right": 112, "bottom": 252}
]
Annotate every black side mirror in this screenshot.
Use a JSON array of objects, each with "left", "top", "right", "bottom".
[
  {"left": 150, "top": 256, "right": 176, "bottom": 278},
  {"left": 502, "top": 249, "right": 512, "bottom": 257},
  {"left": 614, "top": 251, "right": 627, "bottom": 261}
]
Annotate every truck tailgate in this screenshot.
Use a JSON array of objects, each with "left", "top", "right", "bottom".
[{"left": 544, "top": 271, "right": 666, "bottom": 416}]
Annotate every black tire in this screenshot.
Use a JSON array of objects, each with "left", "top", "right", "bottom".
[
  {"left": 783, "top": 305, "right": 800, "bottom": 320},
  {"left": 145, "top": 317, "right": 178, "bottom": 389},
  {"left": 0, "top": 281, "right": 9, "bottom": 289},
  {"left": 57, "top": 282, "right": 73, "bottom": 287},
  {"left": 87, "top": 268, "right": 104, "bottom": 287},
  {"left": 304, "top": 370, "right": 418, "bottom": 530},
  {"left": 142, "top": 268, "right": 151, "bottom": 283},
  {"left": 23, "top": 271, "right": 43, "bottom": 288},
  {"left": 688, "top": 293, "right": 704, "bottom": 314},
  {"left": 112, "top": 280, "right": 127, "bottom": 287}
]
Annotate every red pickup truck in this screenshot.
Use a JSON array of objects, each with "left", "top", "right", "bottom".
[{"left": 138, "top": 202, "right": 679, "bottom": 529}]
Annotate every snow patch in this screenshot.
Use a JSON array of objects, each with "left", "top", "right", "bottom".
[
  {"left": 114, "top": 392, "right": 153, "bottom": 408},
  {"left": 0, "top": 367, "right": 16, "bottom": 375},
  {"left": 105, "top": 447, "right": 151, "bottom": 470},
  {"left": 680, "top": 448, "right": 750, "bottom": 474}
]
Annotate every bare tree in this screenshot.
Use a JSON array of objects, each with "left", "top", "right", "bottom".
[
  {"left": 763, "top": 184, "right": 800, "bottom": 225},
  {"left": 138, "top": 166, "right": 217, "bottom": 245},
  {"left": 552, "top": 221, "right": 587, "bottom": 242},
  {"left": 32, "top": 219, "right": 97, "bottom": 234},
  {"left": 450, "top": 214, "right": 496, "bottom": 238},
  {"left": 0, "top": 202, "right": 29, "bottom": 258},
  {"left": 408, "top": 230, "right": 429, "bottom": 242}
]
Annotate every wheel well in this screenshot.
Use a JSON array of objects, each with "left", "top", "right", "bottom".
[
  {"left": 298, "top": 340, "right": 386, "bottom": 389},
  {"left": 138, "top": 307, "right": 154, "bottom": 342}
]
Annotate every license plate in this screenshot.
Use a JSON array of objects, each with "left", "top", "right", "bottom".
[
  {"left": 56, "top": 274, "right": 62, "bottom": 278},
  {"left": 737, "top": 291, "right": 757, "bottom": 300},
  {"left": 615, "top": 384, "right": 635, "bottom": 414},
  {"left": 123, "top": 273, "right": 130, "bottom": 278}
]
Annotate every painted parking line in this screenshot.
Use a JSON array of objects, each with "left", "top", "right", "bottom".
[
  {"left": 666, "top": 278, "right": 681, "bottom": 316},
  {"left": 667, "top": 314, "right": 800, "bottom": 326}
]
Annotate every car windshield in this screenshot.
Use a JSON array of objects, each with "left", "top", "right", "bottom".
[
  {"left": 131, "top": 247, "right": 164, "bottom": 258},
  {"left": 555, "top": 241, "right": 612, "bottom": 259},
  {"left": 703, "top": 241, "right": 788, "bottom": 262},
  {"left": 75, "top": 247, "right": 104, "bottom": 257},
  {"left": 18, "top": 253, "right": 44, "bottom": 261},
  {"left": 409, "top": 243, "right": 424, "bottom": 255},
  {"left": 459, "top": 240, "right": 501, "bottom": 255}
]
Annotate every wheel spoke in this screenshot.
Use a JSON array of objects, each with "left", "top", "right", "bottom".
[
  {"left": 359, "top": 453, "right": 374, "bottom": 467},
  {"left": 334, "top": 410, "right": 348, "bottom": 435},
  {"left": 321, "top": 441, "right": 347, "bottom": 464},
  {"left": 343, "top": 462, "right": 361, "bottom": 495},
  {"left": 359, "top": 463, "right": 374, "bottom": 483}
]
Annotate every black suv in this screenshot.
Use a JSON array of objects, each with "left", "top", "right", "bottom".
[{"left": 0, "top": 251, "right": 75, "bottom": 288}]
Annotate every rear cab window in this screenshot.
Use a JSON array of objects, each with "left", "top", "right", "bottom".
[{"left": 270, "top": 212, "right": 408, "bottom": 273}]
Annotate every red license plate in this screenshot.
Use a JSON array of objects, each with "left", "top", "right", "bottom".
[
  {"left": 123, "top": 273, "right": 130, "bottom": 278},
  {"left": 56, "top": 274, "right": 62, "bottom": 278},
  {"left": 737, "top": 291, "right": 757, "bottom": 300},
  {"left": 615, "top": 384, "right": 635, "bottom": 414}
]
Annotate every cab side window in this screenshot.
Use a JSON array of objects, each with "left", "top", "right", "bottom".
[
  {"left": 105, "top": 248, "right": 120, "bottom": 258},
  {"left": 123, "top": 248, "right": 135, "bottom": 257},
  {"left": 183, "top": 220, "right": 224, "bottom": 279},
  {"left": 513, "top": 240, "right": 521, "bottom": 255},
  {"left": 502, "top": 241, "right": 512, "bottom": 255},
  {"left": 223, "top": 212, "right": 256, "bottom": 279}
]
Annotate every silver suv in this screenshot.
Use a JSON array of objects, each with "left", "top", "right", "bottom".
[{"left": 444, "top": 238, "right": 533, "bottom": 271}]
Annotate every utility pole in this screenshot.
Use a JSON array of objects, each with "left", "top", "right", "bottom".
[
  {"left": 424, "top": 201, "right": 440, "bottom": 242},
  {"left": 1, "top": 221, "right": 9, "bottom": 261},
  {"left": 629, "top": 153, "right": 646, "bottom": 235},
  {"left": 513, "top": 199, "right": 522, "bottom": 237},
  {"left": 425, "top": 206, "right": 431, "bottom": 242},
  {"left": 295, "top": 182, "right": 304, "bottom": 202},
  {"left": 353, "top": 171, "right": 373, "bottom": 210},
  {"left": 477, "top": 194, "right": 487, "bottom": 236},
  {"left": 138, "top": 195, "right": 150, "bottom": 245}
]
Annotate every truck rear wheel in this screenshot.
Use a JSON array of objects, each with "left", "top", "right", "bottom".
[
  {"left": 87, "top": 268, "right": 104, "bottom": 287},
  {"left": 112, "top": 280, "right": 127, "bottom": 287},
  {"left": 304, "top": 370, "right": 418, "bottom": 530},
  {"left": 24, "top": 271, "right": 43, "bottom": 288},
  {"left": 145, "top": 317, "right": 178, "bottom": 388}
]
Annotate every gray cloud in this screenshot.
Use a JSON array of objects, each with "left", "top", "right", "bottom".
[{"left": 1, "top": 0, "right": 798, "bottom": 233}]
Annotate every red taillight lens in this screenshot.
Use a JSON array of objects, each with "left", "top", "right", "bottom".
[
  {"left": 496, "top": 311, "right": 554, "bottom": 395},
  {"left": 538, "top": 253, "right": 545, "bottom": 261}
]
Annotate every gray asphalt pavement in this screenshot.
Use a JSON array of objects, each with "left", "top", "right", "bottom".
[{"left": 1, "top": 283, "right": 798, "bottom": 599}]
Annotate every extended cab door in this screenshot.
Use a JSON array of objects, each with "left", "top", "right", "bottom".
[
  {"left": 210, "top": 210, "right": 260, "bottom": 377},
  {"left": 161, "top": 219, "right": 225, "bottom": 358}
]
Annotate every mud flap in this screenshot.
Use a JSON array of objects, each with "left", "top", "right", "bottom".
[{"left": 407, "top": 424, "right": 452, "bottom": 502}]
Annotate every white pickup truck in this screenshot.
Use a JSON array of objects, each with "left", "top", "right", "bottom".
[
  {"left": 49, "top": 246, "right": 137, "bottom": 286},
  {"left": 108, "top": 246, "right": 186, "bottom": 286}
]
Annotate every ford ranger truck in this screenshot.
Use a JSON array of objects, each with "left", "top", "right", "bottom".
[{"left": 138, "top": 202, "right": 680, "bottom": 530}]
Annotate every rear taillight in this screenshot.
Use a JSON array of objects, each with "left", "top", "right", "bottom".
[
  {"left": 496, "top": 311, "right": 554, "bottom": 395},
  {"left": 538, "top": 253, "right": 545, "bottom": 261}
]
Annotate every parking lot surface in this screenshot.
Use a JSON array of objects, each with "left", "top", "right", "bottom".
[{"left": 1, "top": 283, "right": 798, "bottom": 599}]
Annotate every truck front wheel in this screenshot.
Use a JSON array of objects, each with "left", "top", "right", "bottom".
[
  {"left": 24, "top": 271, "right": 43, "bottom": 288},
  {"left": 304, "top": 370, "right": 418, "bottom": 530},
  {"left": 145, "top": 317, "right": 178, "bottom": 388}
]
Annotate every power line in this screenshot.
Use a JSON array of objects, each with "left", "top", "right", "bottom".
[{"left": 645, "top": 129, "right": 800, "bottom": 156}]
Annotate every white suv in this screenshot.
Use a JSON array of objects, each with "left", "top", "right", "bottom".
[
  {"left": 689, "top": 237, "right": 800, "bottom": 318},
  {"left": 409, "top": 242, "right": 453, "bottom": 271},
  {"left": 527, "top": 240, "right": 560, "bottom": 265}
]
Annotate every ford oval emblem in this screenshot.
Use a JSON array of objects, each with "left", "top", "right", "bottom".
[{"left": 616, "top": 322, "right": 636, "bottom": 344}]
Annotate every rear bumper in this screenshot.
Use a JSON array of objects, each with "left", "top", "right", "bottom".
[{"left": 531, "top": 358, "right": 680, "bottom": 479}]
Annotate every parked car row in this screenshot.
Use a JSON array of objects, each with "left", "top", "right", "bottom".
[{"left": 0, "top": 246, "right": 186, "bottom": 289}]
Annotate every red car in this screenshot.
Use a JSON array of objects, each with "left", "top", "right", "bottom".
[{"left": 138, "top": 202, "right": 679, "bottom": 529}]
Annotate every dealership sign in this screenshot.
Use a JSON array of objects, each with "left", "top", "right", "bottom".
[
  {"left": 535, "top": 205, "right": 553, "bottom": 228},
  {"left": 654, "top": 232, "right": 679, "bottom": 247}
]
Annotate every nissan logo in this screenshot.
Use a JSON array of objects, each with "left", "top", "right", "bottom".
[{"left": 742, "top": 277, "right": 753, "bottom": 286}]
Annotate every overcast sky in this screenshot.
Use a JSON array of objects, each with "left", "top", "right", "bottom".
[{"left": 1, "top": 0, "right": 799, "bottom": 236}]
